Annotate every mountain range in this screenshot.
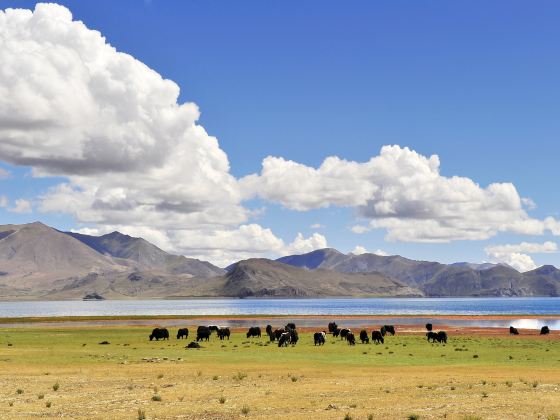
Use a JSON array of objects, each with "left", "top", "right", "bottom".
[
  {"left": 277, "top": 248, "right": 560, "bottom": 297},
  {"left": 0, "top": 222, "right": 559, "bottom": 299}
]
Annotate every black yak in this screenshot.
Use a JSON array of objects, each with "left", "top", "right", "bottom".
[
  {"left": 246, "top": 326, "right": 261, "bottom": 338},
  {"left": 371, "top": 330, "right": 384, "bottom": 344},
  {"left": 540, "top": 326, "right": 550, "bottom": 335},
  {"left": 340, "top": 328, "right": 351, "bottom": 340},
  {"left": 289, "top": 328, "right": 299, "bottom": 345},
  {"left": 149, "top": 328, "right": 169, "bottom": 341},
  {"left": 383, "top": 325, "right": 396, "bottom": 335},
  {"left": 273, "top": 328, "right": 286, "bottom": 340},
  {"left": 196, "top": 326, "right": 211, "bottom": 342},
  {"left": 328, "top": 322, "right": 338, "bottom": 334},
  {"left": 346, "top": 332, "right": 356, "bottom": 345},
  {"left": 359, "top": 330, "right": 369, "bottom": 344},
  {"left": 436, "top": 331, "right": 447, "bottom": 343},
  {"left": 509, "top": 326, "right": 519, "bottom": 335},
  {"left": 314, "top": 331, "right": 326, "bottom": 346},
  {"left": 278, "top": 332, "right": 291, "bottom": 347},
  {"left": 218, "top": 327, "right": 230, "bottom": 340},
  {"left": 176, "top": 328, "right": 189, "bottom": 339}
]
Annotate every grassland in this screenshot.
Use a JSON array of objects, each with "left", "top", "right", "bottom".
[{"left": 0, "top": 325, "right": 559, "bottom": 419}]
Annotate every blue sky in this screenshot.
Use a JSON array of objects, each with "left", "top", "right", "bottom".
[{"left": 1, "top": 1, "right": 560, "bottom": 268}]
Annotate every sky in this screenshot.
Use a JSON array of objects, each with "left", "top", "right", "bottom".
[{"left": 1, "top": 1, "right": 560, "bottom": 269}]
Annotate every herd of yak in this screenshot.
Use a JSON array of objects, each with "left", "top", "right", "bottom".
[
  {"left": 147, "top": 322, "right": 456, "bottom": 346},
  {"left": 148, "top": 322, "right": 553, "bottom": 346}
]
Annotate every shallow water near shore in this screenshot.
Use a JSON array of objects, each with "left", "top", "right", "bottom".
[{"left": 1, "top": 297, "right": 559, "bottom": 318}]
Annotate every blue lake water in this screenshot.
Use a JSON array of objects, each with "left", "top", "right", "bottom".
[{"left": 0, "top": 297, "right": 559, "bottom": 317}]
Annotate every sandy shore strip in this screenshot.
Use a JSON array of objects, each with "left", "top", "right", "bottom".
[{"left": 0, "top": 314, "right": 559, "bottom": 336}]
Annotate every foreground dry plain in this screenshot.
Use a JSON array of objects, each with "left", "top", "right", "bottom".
[{"left": 0, "top": 318, "right": 559, "bottom": 420}]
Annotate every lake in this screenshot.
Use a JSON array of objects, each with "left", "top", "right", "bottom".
[{"left": 1, "top": 297, "right": 559, "bottom": 317}]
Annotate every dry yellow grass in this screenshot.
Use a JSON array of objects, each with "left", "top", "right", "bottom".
[{"left": 0, "top": 326, "right": 559, "bottom": 419}]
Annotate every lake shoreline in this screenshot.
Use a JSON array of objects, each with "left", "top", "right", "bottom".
[
  {"left": 2, "top": 297, "right": 559, "bottom": 318},
  {"left": 1, "top": 313, "right": 560, "bottom": 323},
  {"left": 1, "top": 314, "right": 559, "bottom": 333}
]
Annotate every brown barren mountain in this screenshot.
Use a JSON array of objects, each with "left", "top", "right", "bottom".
[
  {"left": 279, "top": 248, "right": 560, "bottom": 297},
  {"left": 0, "top": 222, "right": 119, "bottom": 295},
  {"left": 1, "top": 223, "right": 559, "bottom": 299},
  {"left": 198, "top": 259, "right": 423, "bottom": 298}
]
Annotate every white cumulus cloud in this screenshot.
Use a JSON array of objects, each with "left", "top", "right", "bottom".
[
  {"left": 3, "top": 3, "right": 559, "bottom": 266},
  {"left": 0, "top": 3, "right": 302, "bottom": 265},
  {"left": 0, "top": 4, "right": 243, "bottom": 227},
  {"left": 310, "top": 223, "right": 325, "bottom": 229},
  {"left": 9, "top": 199, "right": 32, "bottom": 214},
  {"left": 350, "top": 245, "right": 368, "bottom": 255},
  {"left": 167, "top": 226, "right": 326, "bottom": 267},
  {"left": 351, "top": 225, "right": 369, "bottom": 234},
  {"left": 245, "top": 145, "right": 559, "bottom": 242},
  {"left": 72, "top": 223, "right": 327, "bottom": 267},
  {"left": 485, "top": 241, "right": 558, "bottom": 272},
  {"left": 350, "top": 246, "right": 388, "bottom": 256}
]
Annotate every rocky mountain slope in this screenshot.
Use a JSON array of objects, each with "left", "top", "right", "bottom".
[
  {"left": 1, "top": 223, "right": 559, "bottom": 299},
  {"left": 278, "top": 249, "right": 560, "bottom": 297},
  {"left": 66, "top": 231, "right": 224, "bottom": 278},
  {"left": 0, "top": 222, "right": 119, "bottom": 295},
  {"left": 207, "top": 259, "right": 422, "bottom": 298},
  {"left": 0, "top": 222, "right": 223, "bottom": 299}
]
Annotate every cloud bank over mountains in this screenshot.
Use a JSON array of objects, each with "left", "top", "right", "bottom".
[
  {"left": 243, "top": 145, "right": 556, "bottom": 243},
  {"left": 0, "top": 3, "right": 324, "bottom": 265},
  {"left": 485, "top": 241, "right": 558, "bottom": 272},
  {"left": 0, "top": 3, "right": 558, "bottom": 266}
]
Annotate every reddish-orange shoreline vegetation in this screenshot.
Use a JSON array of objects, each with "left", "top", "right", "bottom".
[{"left": 1, "top": 313, "right": 559, "bottom": 324}]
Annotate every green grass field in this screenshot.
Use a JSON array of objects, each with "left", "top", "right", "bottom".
[{"left": 0, "top": 326, "right": 559, "bottom": 419}]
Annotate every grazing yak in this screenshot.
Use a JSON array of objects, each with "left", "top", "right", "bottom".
[
  {"left": 383, "top": 325, "right": 396, "bottom": 335},
  {"left": 426, "top": 331, "right": 447, "bottom": 343},
  {"left": 509, "top": 326, "right": 520, "bottom": 335},
  {"left": 196, "top": 326, "right": 211, "bottom": 342},
  {"left": 380, "top": 326, "right": 387, "bottom": 337},
  {"left": 540, "top": 326, "right": 550, "bottom": 335},
  {"left": 149, "top": 328, "right": 169, "bottom": 341},
  {"left": 328, "top": 322, "right": 338, "bottom": 334},
  {"left": 359, "top": 330, "right": 369, "bottom": 344},
  {"left": 314, "top": 331, "right": 326, "bottom": 346},
  {"left": 289, "top": 328, "right": 299, "bottom": 345},
  {"left": 285, "top": 322, "right": 296, "bottom": 330},
  {"left": 346, "top": 332, "right": 356, "bottom": 345},
  {"left": 208, "top": 325, "right": 220, "bottom": 334},
  {"left": 340, "top": 328, "right": 351, "bottom": 340},
  {"left": 218, "top": 327, "right": 230, "bottom": 340},
  {"left": 273, "top": 328, "right": 286, "bottom": 340},
  {"left": 266, "top": 325, "right": 274, "bottom": 340},
  {"left": 371, "top": 330, "right": 384, "bottom": 344},
  {"left": 332, "top": 328, "right": 341, "bottom": 338},
  {"left": 436, "top": 331, "right": 447, "bottom": 343},
  {"left": 278, "top": 332, "right": 291, "bottom": 347},
  {"left": 176, "top": 328, "right": 189, "bottom": 339},
  {"left": 247, "top": 326, "right": 262, "bottom": 338},
  {"left": 426, "top": 323, "right": 433, "bottom": 331}
]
